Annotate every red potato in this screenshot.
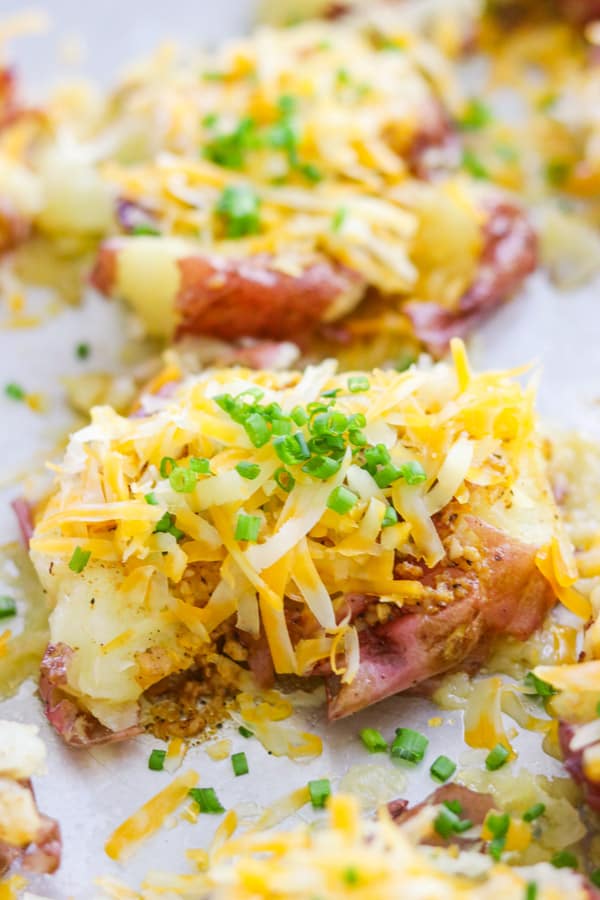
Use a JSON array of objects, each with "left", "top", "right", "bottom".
[
  {"left": 559, "top": 721, "right": 600, "bottom": 811},
  {"left": 90, "top": 198, "right": 536, "bottom": 356},
  {"left": 325, "top": 517, "right": 555, "bottom": 719},
  {"left": 0, "top": 800, "right": 61, "bottom": 876}
]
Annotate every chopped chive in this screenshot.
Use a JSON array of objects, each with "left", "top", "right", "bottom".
[
  {"left": 274, "top": 433, "right": 310, "bottom": 465},
  {"left": 297, "top": 162, "right": 322, "bottom": 183},
  {"left": 525, "top": 883, "right": 538, "bottom": 900},
  {"left": 321, "top": 388, "right": 340, "bottom": 399},
  {"left": 363, "top": 444, "right": 390, "bottom": 474},
  {"left": 327, "top": 485, "right": 358, "bottom": 515},
  {"left": 131, "top": 223, "right": 160, "bottom": 236},
  {"left": 400, "top": 460, "right": 427, "bottom": 485},
  {"left": 0, "top": 596, "right": 17, "bottom": 619},
  {"left": 550, "top": 851, "right": 578, "bottom": 869},
  {"left": 202, "top": 112, "right": 219, "bottom": 128},
  {"left": 159, "top": 456, "right": 177, "bottom": 478},
  {"left": 485, "top": 743, "right": 510, "bottom": 771},
  {"left": 522, "top": 802, "right": 545, "bottom": 822},
  {"left": 189, "top": 787, "right": 225, "bottom": 813},
  {"left": 524, "top": 671, "right": 557, "bottom": 697},
  {"left": 68, "top": 546, "right": 91, "bottom": 574},
  {"left": 231, "top": 751, "right": 249, "bottom": 776},
  {"left": 347, "top": 375, "right": 370, "bottom": 393},
  {"left": 382, "top": 506, "right": 398, "bottom": 528},
  {"left": 148, "top": 749, "right": 166, "bottom": 771},
  {"left": 5, "top": 382, "right": 25, "bottom": 401},
  {"left": 590, "top": 870, "right": 600, "bottom": 888},
  {"left": 332, "top": 206, "right": 347, "bottom": 232},
  {"left": 596, "top": 699, "right": 600, "bottom": 717},
  {"left": 235, "top": 461, "right": 261, "bottom": 480},
  {"left": 274, "top": 467, "right": 296, "bottom": 493},
  {"left": 144, "top": 492, "right": 158, "bottom": 505},
  {"left": 308, "top": 778, "right": 331, "bottom": 809},
  {"left": 238, "top": 725, "right": 253, "bottom": 738},
  {"left": 390, "top": 728, "right": 428, "bottom": 764},
  {"left": 235, "top": 513, "right": 261, "bottom": 542},
  {"left": 154, "top": 511, "right": 185, "bottom": 541},
  {"left": 216, "top": 184, "right": 261, "bottom": 238},
  {"left": 242, "top": 412, "right": 270, "bottom": 448},
  {"left": 430, "top": 755, "right": 456, "bottom": 783},
  {"left": 434, "top": 804, "right": 473, "bottom": 839},
  {"left": 359, "top": 728, "right": 388, "bottom": 753},
  {"left": 290, "top": 406, "right": 308, "bottom": 426},
  {"left": 395, "top": 352, "right": 417, "bottom": 372},
  {"left": 486, "top": 812, "right": 510, "bottom": 861},
  {"left": 458, "top": 97, "right": 493, "bottom": 131},
  {"left": 189, "top": 457, "right": 211, "bottom": 474},
  {"left": 462, "top": 149, "right": 489, "bottom": 180},
  {"left": 301, "top": 455, "right": 341, "bottom": 480},
  {"left": 76, "top": 342, "right": 91, "bottom": 360},
  {"left": 342, "top": 867, "right": 359, "bottom": 885},
  {"left": 545, "top": 159, "right": 571, "bottom": 188},
  {"left": 444, "top": 799, "right": 462, "bottom": 816},
  {"left": 169, "top": 467, "right": 197, "bottom": 493},
  {"left": 374, "top": 463, "right": 403, "bottom": 489}
]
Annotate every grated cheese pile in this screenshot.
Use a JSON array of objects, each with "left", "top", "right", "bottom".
[
  {"left": 99, "top": 793, "right": 590, "bottom": 899},
  {"left": 29, "top": 342, "right": 574, "bottom": 733}
]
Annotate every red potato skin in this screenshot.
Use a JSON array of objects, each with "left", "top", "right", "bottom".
[
  {"left": 325, "top": 516, "right": 555, "bottom": 719},
  {"left": 0, "top": 784, "right": 61, "bottom": 876},
  {"left": 559, "top": 721, "right": 600, "bottom": 811},
  {"left": 405, "top": 201, "right": 537, "bottom": 355}
]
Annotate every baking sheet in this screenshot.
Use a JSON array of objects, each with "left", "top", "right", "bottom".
[{"left": 1, "top": 3, "right": 599, "bottom": 897}]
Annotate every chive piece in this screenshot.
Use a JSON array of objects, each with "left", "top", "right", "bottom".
[
  {"left": 290, "top": 406, "right": 308, "bottom": 426},
  {"left": 216, "top": 184, "right": 261, "bottom": 238},
  {"left": 590, "top": 870, "right": 600, "bottom": 888},
  {"left": 399, "top": 460, "right": 427, "bottom": 485},
  {"left": 550, "top": 851, "right": 578, "bottom": 869},
  {"left": 238, "top": 725, "right": 253, "bottom": 738},
  {"left": 363, "top": 444, "right": 391, "bottom": 474},
  {"left": 374, "top": 463, "right": 403, "bottom": 489},
  {"left": 524, "top": 671, "right": 557, "bottom": 697},
  {"left": 235, "top": 513, "right": 261, "bottom": 543},
  {"left": 5, "top": 382, "right": 25, "bottom": 401},
  {"left": 274, "top": 467, "right": 295, "bottom": 493},
  {"left": 189, "top": 457, "right": 211, "bottom": 474},
  {"left": 444, "top": 799, "right": 462, "bottom": 815},
  {"left": 144, "top": 492, "right": 158, "bottom": 505},
  {"left": 169, "top": 467, "right": 197, "bottom": 493},
  {"left": 76, "top": 342, "right": 91, "bottom": 360},
  {"left": 359, "top": 728, "right": 388, "bottom": 753},
  {"left": 332, "top": 206, "right": 347, "bottom": 232},
  {"left": 458, "top": 98, "right": 493, "bottom": 131},
  {"left": 189, "top": 787, "right": 225, "bottom": 813},
  {"left": 131, "top": 223, "right": 160, "bottom": 236},
  {"left": 0, "top": 596, "right": 16, "bottom": 619},
  {"left": 390, "top": 728, "right": 428, "bottom": 763},
  {"left": 382, "top": 506, "right": 398, "bottom": 528},
  {"left": 301, "top": 456, "right": 341, "bottom": 480},
  {"left": 159, "top": 456, "right": 177, "bottom": 478},
  {"left": 202, "top": 112, "right": 218, "bottom": 128},
  {"left": 308, "top": 778, "right": 331, "bottom": 809},
  {"left": 231, "top": 751, "right": 249, "bottom": 776},
  {"left": 462, "top": 149, "right": 489, "bottom": 180},
  {"left": 485, "top": 743, "right": 510, "bottom": 771},
  {"left": 486, "top": 812, "right": 510, "bottom": 861},
  {"left": 395, "top": 352, "right": 417, "bottom": 373},
  {"left": 297, "top": 162, "right": 322, "bottom": 183},
  {"left": 327, "top": 485, "right": 358, "bottom": 515},
  {"left": 342, "top": 867, "right": 359, "bottom": 885},
  {"left": 68, "top": 546, "right": 91, "bottom": 574},
  {"left": 434, "top": 804, "right": 473, "bottom": 839},
  {"left": 154, "top": 512, "right": 185, "bottom": 541},
  {"left": 522, "top": 802, "right": 545, "bottom": 822},
  {"left": 525, "top": 883, "right": 538, "bottom": 900},
  {"left": 235, "top": 461, "right": 261, "bottom": 480},
  {"left": 545, "top": 159, "right": 571, "bottom": 188},
  {"left": 321, "top": 388, "right": 340, "bottom": 399},
  {"left": 596, "top": 700, "right": 600, "bottom": 717},
  {"left": 274, "top": 433, "right": 311, "bottom": 465},
  {"left": 347, "top": 375, "right": 370, "bottom": 393},
  {"left": 243, "top": 413, "right": 270, "bottom": 448},
  {"left": 203, "top": 116, "right": 258, "bottom": 168},
  {"left": 148, "top": 749, "right": 166, "bottom": 771},
  {"left": 430, "top": 755, "right": 457, "bottom": 783}
]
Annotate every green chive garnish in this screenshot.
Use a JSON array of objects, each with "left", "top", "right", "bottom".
[
  {"left": 235, "top": 461, "right": 261, "bottom": 480},
  {"left": 5, "top": 382, "right": 25, "bottom": 401},
  {"left": 327, "top": 485, "right": 358, "bottom": 515},
  {"left": 381, "top": 506, "right": 398, "bottom": 528},
  {"left": 0, "top": 596, "right": 17, "bottom": 619},
  {"left": 525, "top": 883, "right": 538, "bottom": 900},
  {"left": 169, "top": 467, "right": 197, "bottom": 493},
  {"left": 235, "top": 513, "right": 261, "bottom": 543},
  {"left": 430, "top": 755, "right": 456, "bottom": 783},
  {"left": 332, "top": 206, "right": 347, "bottom": 232},
  {"left": 189, "top": 787, "right": 225, "bottom": 813},
  {"left": 434, "top": 802, "right": 473, "bottom": 838},
  {"left": 144, "top": 492, "right": 158, "bottom": 505},
  {"left": 148, "top": 749, "right": 166, "bottom": 771},
  {"left": 522, "top": 802, "right": 545, "bottom": 822},
  {"left": 550, "top": 851, "right": 578, "bottom": 869},
  {"left": 390, "top": 728, "right": 428, "bottom": 764},
  {"left": 347, "top": 375, "right": 370, "bottom": 393},
  {"left": 68, "top": 546, "right": 91, "bottom": 574},
  {"left": 238, "top": 726, "right": 253, "bottom": 738},
  {"left": 486, "top": 812, "right": 510, "bottom": 860},
  {"left": 308, "top": 778, "right": 331, "bottom": 809},
  {"left": 485, "top": 743, "right": 510, "bottom": 771},
  {"left": 342, "top": 867, "right": 359, "bottom": 885},
  {"left": 189, "top": 457, "right": 211, "bottom": 474},
  {"left": 159, "top": 456, "right": 177, "bottom": 478},
  {"left": 76, "top": 342, "right": 91, "bottom": 360},
  {"left": 359, "top": 728, "right": 388, "bottom": 753},
  {"left": 216, "top": 184, "right": 261, "bottom": 238},
  {"left": 231, "top": 751, "right": 249, "bottom": 776},
  {"left": 524, "top": 672, "right": 557, "bottom": 698}
]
